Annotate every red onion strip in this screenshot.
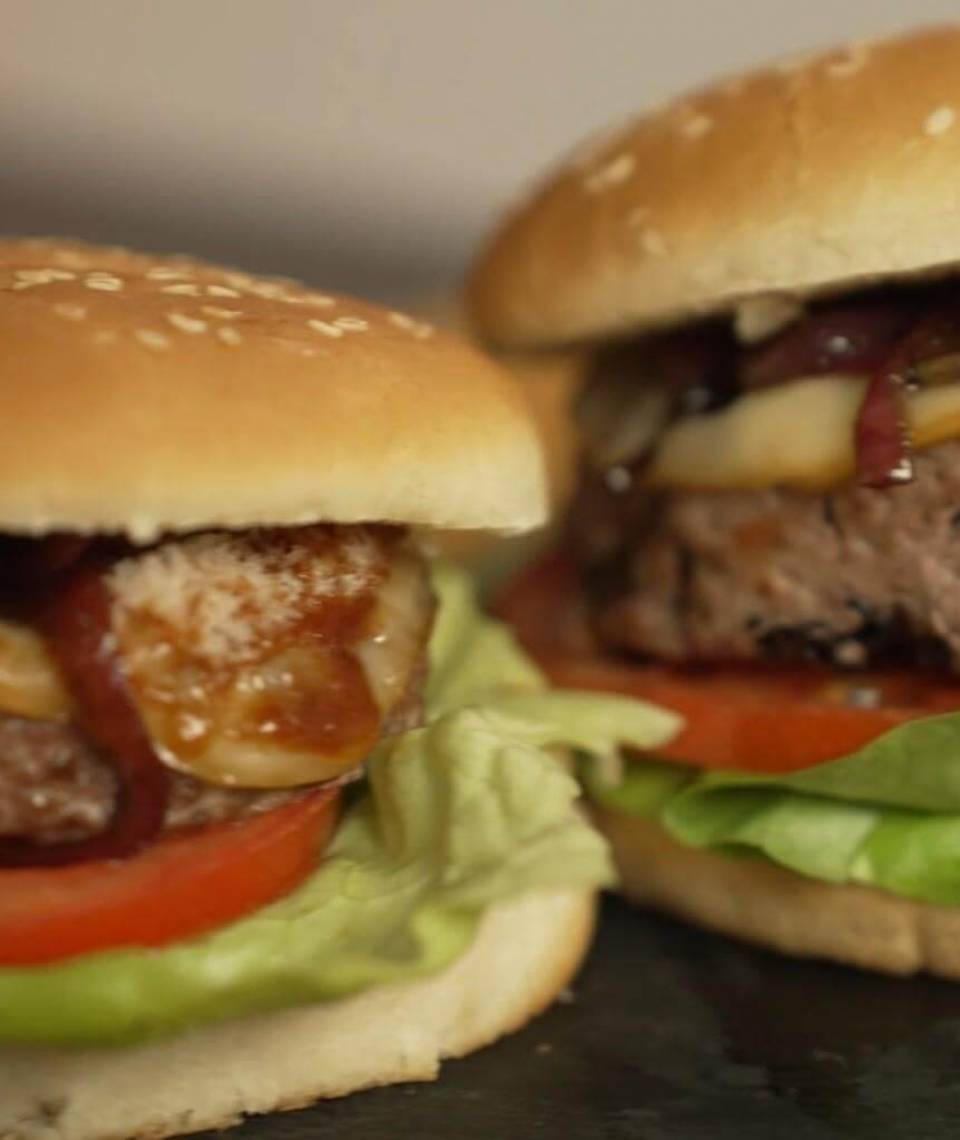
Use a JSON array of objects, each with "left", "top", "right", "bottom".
[
  {"left": 854, "top": 368, "right": 913, "bottom": 488},
  {"left": 740, "top": 303, "right": 911, "bottom": 391},
  {"left": 0, "top": 557, "right": 170, "bottom": 868}
]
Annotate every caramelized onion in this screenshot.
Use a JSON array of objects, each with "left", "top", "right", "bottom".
[
  {"left": 892, "top": 306, "right": 960, "bottom": 390},
  {"left": 912, "top": 352, "right": 960, "bottom": 387},
  {"left": 577, "top": 329, "right": 734, "bottom": 469},
  {"left": 854, "top": 370, "right": 912, "bottom": 487},
  {"left": 740, "top": 303, "right": 911, "bottom": 391},
  {"left": 0, "top": 536, "right": 91, "bottom": 588},
  {"left": 582, "top": 290, "right": 960, "bottom": 492},
  {"left": 0, "top": 556, "right": 170, "bottom": 867},
  {"left": 853, "top": 305, "right": 960, "bottom": 487}
]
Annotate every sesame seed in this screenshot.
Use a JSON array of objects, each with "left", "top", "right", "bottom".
[
  {"left": 160, "top": 283, "right": 202, "bottom": 296},
  {"left": 135, "top": 329, "right": 171, "bottom": 351},
  {"left": 387, "top": 311, "right": 433, "bottom": 338},
  {"left": 925, "top": 106, "right": 956, "bottom": 136},
  {"left": 12, "top": 267, "right": 77, "bottom": 289},
  {"left": 825, "top": 43, "right": 869, "bottom": 78},
  {"left": 333, "top": 316, "right": 369, "bottom": 331},
  {"left": 245, "top": 281, "right": 289, "bottom": 300},
  {"left": 640, "top": 230, "right": 668, "bottom": 256},
  {"left": 167, "top": 312, "right": 208, "bottom": 334},
  {"left": 92, "top": 330, "right": 119, "bottom": 346},
  {"left": 584, "top": 152, "right": 635, "bottom": 194},
  {"left": 680, "top": 113, "right": 713, "bottom": 139},
  {"left": 307, "top": 319, "right": 344, "bottom": 338},
  {"left": 84, "top": 274, "right": 123, "bottom": 292},
  {"left": 147, "top": 267, "right": 191, "bottom": 281},
  {"left": 201, "top": 305, "right": 242, "bottom": 319},
  {"left": 216, "top": 326, "right": 242, "bottom": 346},
  {"left": 205, "top": 284, "right": 241, "bottom": 298},
  {"left": 626, "top": 206, "right": 650, "bottom": 227},
  {"left": 825, "top": 59, "right": 857, "bottom": 79},
  {"left": 567, "top": 123, "right": 627, "bottom": 173},
  {"left": 775, "top": 50, "right": 816, "bottom": 75},
  {"left": 51, "top": 302, "right": 87, "bottom": 321},
  {"left": 720, "top": 76, "right": 747, "bottom": 98},
  {"left": 222, "top": 272, "right": 256, "bottom": 291},
  {"left": 303, "top": 294, "right": 335, "bottom": 308}
]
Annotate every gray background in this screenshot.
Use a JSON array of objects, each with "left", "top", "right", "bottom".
[{"left": 3, "top": 1, "right": 958, "bottom": 300}]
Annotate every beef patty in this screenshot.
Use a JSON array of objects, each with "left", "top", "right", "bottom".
[
  {"left": 0, "top": 663, "right": 425, "bottom": 847},
  {"left": 569, "top": 438, "right": 960, "bottom": 670},
  {"left": 0, "top": 715, "right": 303, "bottom": 844}
]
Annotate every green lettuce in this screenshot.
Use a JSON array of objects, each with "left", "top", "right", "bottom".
[
  {"left": 585, "top": 709, "right": 960, "bottom": 907},
  {"left": 0, "top": 564, "right": 676, "bottom": 1047}
]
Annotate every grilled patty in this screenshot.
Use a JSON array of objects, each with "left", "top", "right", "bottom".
[
  {"left": 0, "top": 715, "right": 301, "bottom": 843},
  {"left": 570, "top": 439, "right": 960, "bottom": 670},
  {"left": 0, "top": 673, "right": 425, "bottom": 846}
]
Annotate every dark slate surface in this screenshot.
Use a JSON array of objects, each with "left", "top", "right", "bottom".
[{"left": 220, "top": 895, "right": 960, "bottom": 1139}]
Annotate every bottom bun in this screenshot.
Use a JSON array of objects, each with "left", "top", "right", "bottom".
[
  {"left": 0, "top": 888, "right": 594, "bottom": 1140},
  {"left": 595, "top": 804, "right": 960, "bottom": 978}
]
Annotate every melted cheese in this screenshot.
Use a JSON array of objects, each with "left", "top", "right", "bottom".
[
  {"left": 0, "top": 532, "right": 430, "bottom": 791},
  {"left": 648, "top": 376, "right": 960, "bottom": 491},
  {"left": 0, "top": 620, "right": 70, "bottom": 721},
  {"left": 109, "top": 530, "right": 428, "bottom": 789}
]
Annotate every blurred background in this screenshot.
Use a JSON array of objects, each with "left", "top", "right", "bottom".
[{"left": 4, "top": 0, "right": 959, "bottom": 304}]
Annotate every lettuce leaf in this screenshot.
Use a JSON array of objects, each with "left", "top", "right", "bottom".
[
  {"left": 584, "top": 709, "right": 960, "bottom": 907},
  {"left": 0, "top": 564, "right": 676, "bottom": 1047}
]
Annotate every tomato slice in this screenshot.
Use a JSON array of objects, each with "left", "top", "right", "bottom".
[
  {"left": 0, "top": 787, "right": 339, "bottom": 966},
  {"left": 500, "top": 552, "right": 960, "bottom": 775}
]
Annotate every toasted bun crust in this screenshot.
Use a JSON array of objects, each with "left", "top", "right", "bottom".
[
  {"left": 595, "top": 806, "right": 960, "bottom": 978},
  {"left": 0, "top": 888, "right": 593, "bottom": 1140},
  {"left": 468, "top": 24, "right": 960, "bottom": 349},
  {"left": 0, "top": 238, "right": 546, "bottom": 538}
]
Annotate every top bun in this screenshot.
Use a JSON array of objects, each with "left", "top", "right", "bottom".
[
  {"left": 0, "top": 238, "right": 546, "bottom": 539},
  {"left": 468, "top": 24, "right": 960, "bottom": 349}
]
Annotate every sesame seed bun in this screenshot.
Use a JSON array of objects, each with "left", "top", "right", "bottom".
[
  {"left": 0, "top": 239, "right": 546, "bottom": 539},
  {"left": 467, "top": 24, "right": 960, "bottom": 349},
  {"left": 595, "top": 807, "right": 960, "bottom": 979},
  {"left": 0, "top": 888, "right": 593, "bottom": 1140}
]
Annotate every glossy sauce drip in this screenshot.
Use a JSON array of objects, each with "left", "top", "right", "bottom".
[{"left": 113, "top": 527, "right": 394, "bottom": 788}]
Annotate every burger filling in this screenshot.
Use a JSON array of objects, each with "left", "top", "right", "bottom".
[
  {"left": 0, "top": 560, "right": 672, "bottom": 1047},
  {"left": 572, "top": 439, "right": 960, "bottom": 670},
  {"left": 496, "top": 279, "right": 960, "bottom": 917},
  {"left": 0, "top": 524, "right": 433, "bottom": 855},
  {"left": 570, "top": 281, "right": 960, "bottom": 672}
]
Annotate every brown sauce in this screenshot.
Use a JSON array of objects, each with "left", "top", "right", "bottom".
[{"left": 114, "top": 526, "right": 396, "bottom": 786}]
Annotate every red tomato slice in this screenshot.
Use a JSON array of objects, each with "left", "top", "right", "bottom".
[
  {"left": 499, "top": 552, "right": 960, "bottom": 775},
  {"left": 0, "top": 787, "right": 339, "bottom": 966}
]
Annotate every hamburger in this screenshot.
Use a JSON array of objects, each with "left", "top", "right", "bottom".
[
  {"left": 468, "top": 24, "right": 960, "bottom": 977},
  {"left": 0, "top": 239, "right": 674, "bottom": 1139}
]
